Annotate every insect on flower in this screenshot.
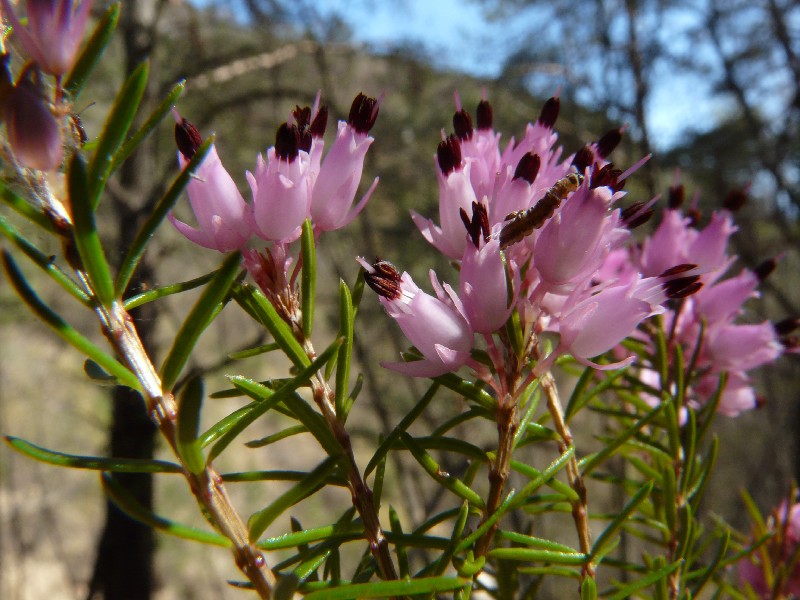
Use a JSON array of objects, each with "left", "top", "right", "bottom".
[{"left": 499, "top": 173, "right": 584, "bottom": 249}]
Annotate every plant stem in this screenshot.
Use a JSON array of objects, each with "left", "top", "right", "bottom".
[
  {"left": 541, "top": 372, "right": 595, "bottom": 579},
  {"left": 304, "top": 340, "right": 399, "bottom": 582},
  {"left": 103, "top": 302, "right": 277, "bottom": 598},
  {"left": 475, "top": 392, "right": 518, "bottom": 558}
]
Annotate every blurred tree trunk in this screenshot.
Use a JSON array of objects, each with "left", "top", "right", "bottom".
[{"left": 87, "top": 2, "right": 165, "bottom": 598}]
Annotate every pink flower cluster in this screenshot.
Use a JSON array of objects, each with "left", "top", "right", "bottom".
[
  {"left": 0, "top": 0, "right": 93, "bottom": 171},
  {"left": 610, "top": 183, "right": 792, "bottom": 416},
  {"left": 170, "top": 93, "right": 379, "bottom": 253},
  {"left": 739, "top": 499, "right": 800, "bottom": 598},
  {"left": 362, "top": 93, "right": 702, "bottom": 382}
]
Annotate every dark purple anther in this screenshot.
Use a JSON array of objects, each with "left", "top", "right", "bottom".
[
  {"left": 537, "top": 96, "right": 560, "bottom": 128},
  {"left": 437, "top": 134, "right": 462, "bottom": 176},
  {"left": 348, "top": 93, "right": 380, "bottom": 134},
  {"left": 175, "top": 118, "right": 203, "bottom": 160},
  {"left": 513, "top": 152, "right": 540, "bottom": 184}
]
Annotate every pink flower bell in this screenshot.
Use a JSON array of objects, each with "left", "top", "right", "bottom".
[
  {"left": 249, "top": 121, "right": 314, "bottom": 243},
  {"left": 411, "top": 134, "right": 478, "bottom": 259},
  {"left": 2, "top": 0, "right": 93, "bottom": 77},
  {"left": 360, "top": 257, "right": 474, "bottom": 377},
  {"left": 459, "top": 202, "right": 513, "bottom": 334},
  {"left": 168, "top": 114, "right": 252, "bottom": 252},
  {"left": 310, "top": 93, "right": 380, "bottom": 231},
  {"left": 5, "top": 68, "right": 63, "bottom": 170}
]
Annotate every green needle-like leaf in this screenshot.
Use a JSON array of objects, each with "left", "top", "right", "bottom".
[
  {"left": 400, "top": 432, "right": 484, "bottom": 508},
  {"left": 578, "top": 401, "right": 665, "bottom": 475},
  {"left": 590, "top": 480, "right": 653, "bottom": 560},
  {"left": 300, "top": 219, "right": 316, "bottom": 338},
  {"left": 0, "top": 214, "right": 90, "bottom": 305},
  {"left": 207, "top": 338, "right": 341, "bottom": 460},
  {"left": 301, "top": 576, "right": 470, "bottom": 599},
  {"left": 68, "top": 154, "right": 115, "bottom": 306},
  {"left": 433, "top": 373, "right": 496, "bottom": 411},
  {"left": 87, "top": 61, "right": 150, "bottom": 207},
  {"left": 232, "top": 283, "right": 310, "bottom": 368},
  {"left": 248, "top": 456, "right": 340, "bottom": 541},
  {"left": 101, "top": 473, "right": 230, "bottom": 547},
  {"left": 228, "top": 343, "right": 281, "bottom": 360},
  {"left": 429, "top": 501, "right": 469, "bottom": 576},
  {"left": 389, "top": 507, "right": 410, "bottom": 578},
  {"left": 5, "top": 437, "right": 181, "bottom": 473},
  {"left": 111, "top": 79, "right": 186, "bottom": 172},
  {"left": 364, "top": 382, "right": 439, "bottom": 477},
  {"left": 2, "top": 251, "right": 140, "bottom": 390},
  {"left": 177, "top": 377, "right": 205, "bottom": 474},
  {"left": 606, "top": 560, "right": 683, "bottom": 600},
  {"left": 335, "top": 280, "right": 354, "bottom": 419},
  {"left": 161, "top": 251, "right": 241, "bottom": 391},
  {"left": 489, "top": 547, "right": 587, "bottom": 565},
  {"left": 123, "top": 271, "right": 215, "bottom": 310},
  {"left": 115, "top": 136, "right": 214, "bottom": 295},
  {"left": 64, "top": 2, "right": 121, "bottom": 99},
  {"left": 0, "top": 180, "right": 57, "bottom": 232}
]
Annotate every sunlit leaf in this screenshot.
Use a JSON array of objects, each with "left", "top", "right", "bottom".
[
  {"left": 177, "top": 377, "right": 205, "bottom": 474},
  {"left": 64, "top": 2, "right": 121, "bottom": 98},
  {"left": 101, "top": 473, "right": 229, "bottom": 547},
  {"left": 5, "top": 436, "right": 181, "bottom": 473},
  {"left": 160, "top": 251, "right": 241, "bottom": 391}
]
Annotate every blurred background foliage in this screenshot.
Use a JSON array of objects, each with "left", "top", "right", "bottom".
[{"left": 0, "top": 0, "right": 797, "bottom": 598}]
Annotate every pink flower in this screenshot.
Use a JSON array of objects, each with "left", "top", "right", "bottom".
[
  {"left": 5, "top": 68, "right": 62, "bottom": 170},
  {"left": 555, "top": 277, "right": 666, "bottom": 364},
  {"left": 459, "top": 205, "right": 514, "bottom": 333},
  {"left": 359, "top": 258, "right": 474, "bottom": 377},
  {"left": 168, "top": 115, "right": 252, "bottom": 252},
  {"left": 740, "top": 500, "right": 800, "bottom": 598},
  {"left": 534, "top": 181, "right": 625, "bottom": 295},
  {"left": 249, "top": 123, "right": 313, "bottom": 243},
  {"left": 703, "top": 322, "right": 782, "bottom": 372},
  {"left": 2, "top": 0, "right": 93, "bottom": 77},
  {"left": 411, "top": 135, "right": 477, "bottom": 259},
  {"left": 310, "top": 93, "right": 380, "bottom": 231}
]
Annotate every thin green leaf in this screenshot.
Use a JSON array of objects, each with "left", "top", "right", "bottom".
[
  {"left": 687, "top": 436, "right": 719, "bottom": 507},
  {"left": 578, "top": 401, "right": 665, "bottom": 475},
  {"left": 510, "top": 459, "right": 579, "bottom": 502},
  {"left": 399, "top": 432, "right": 484, "bottom": 508},
  {"left": 1, "top": 251, "right": 140, "bottom": 390},
  {"left": 433, "top": 373, "right": 497, "bottom": 411},
  {"left": 689, "top": 530, "right": 730, "bottom": 596},
  {"left": 300, "top": 219, "right": 316, "bottom": 338},
  {"left": 0, "top": 214, "right": 90, "bottom": 305},
  {"left": 221, "top": 470, "right": 346, "bottom": 486},
  {"left": 364, "top": 382, "right": 439, "bottom": 477},
  {"left": 5, "top": 436, "right": 181, "bottom": 473},
  {"left": 506, "top": 447, "right": 576, "bottom": 513},
  {"left": 335, "top": 279, "right": 354, "bottom": 419},
  {"left": 581, "top": 576, "right": 597, "bottom": 600},
  {"left": 407, "top": 436, "right": 489, "bottom": 462},
  {"left": 63, "top": 2, "right": 121, "bottom": 98},
  {"left": 248, "top": 456, "right": 340, "bottom": 541},
  {"left": 496, "top": 530, "right": 579, "bottom": 554},
  {"left": 488, "top": 547, "right": 587, "bottom": 565},
  {"left": 87, "top": 61, "right": 150, "bottom": 207},
  {"left": 68, "top": 154, "right": 115, "bottom": 305},
  {"left": 115, "top": 136, "right": 214, "bottom": 295},
  {"left": 208, "top": 339, "right": 342, "bottom": 460},
  {"left": 232, "top": 283, "right": 310, "bottom": 368},
  {"left": 429, "top": 501, "right": 470, "bottom": 576},
  {"left": 258, "top": 521, "right": 362, "bottom": 551},
  {"left": 606, "top": 560, "right": 683, "bottom": 600},
  {"left": 302, "top": 576, "right": 470, "bottom": 599},
  {"left": 0, "top": 180, "right": 56, "bottom": 231},
  {"left": 565, "top": 367, "right": 625, "bottom": 422},
  {"left": 101, "top": 473, "right": 230, "bottom": 546},
  {"left": 177, "top": 377, "right": 205, "bottom": 474},
  {"left": 123, "top": 271, "right": 215, "bottom": 310},
  {"left": 389, "top": 507, "right": 410, "bottom": 578},
  {"left": 229, "top": 343, "right": 281, "bottom": 360},
  {"left": 111, "top": 80, "right": 186, "bottom": 171},
  {"left": 245, "top": 424, "right": 307, "bottom": 448},
  {"left": 590, "top": 480, "right": 654, "bottom": 559},
  {"left": 160, "top": 251, "right": 241, "bottom": 390}
]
